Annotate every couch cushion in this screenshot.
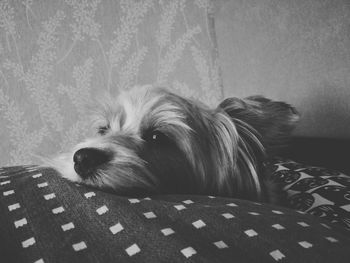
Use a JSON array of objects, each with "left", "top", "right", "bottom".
[
  {"left": 1, "top": 165, "right": 350, "bottom": 262},
  {"left": 271, "top": 158, "right": 350, "bottom": 231}
]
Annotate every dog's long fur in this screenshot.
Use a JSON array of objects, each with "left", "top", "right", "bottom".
[{"left": 49, "top": 85, "right": 299, "bottom": 204}]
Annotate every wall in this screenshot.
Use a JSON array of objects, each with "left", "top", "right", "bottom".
[
  {"left": 1, "top": 0, "right": 349, "bottom": 166},
  {"left": 215, "top": 0, "right": 350, "bottom": 138},
  {"left": 0, "top": 0, "right": 220, "bottom": 166}
]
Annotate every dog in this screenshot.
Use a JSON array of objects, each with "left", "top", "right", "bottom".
[{"left": 49, "top": 85, "right": 299, "bottom": 204}]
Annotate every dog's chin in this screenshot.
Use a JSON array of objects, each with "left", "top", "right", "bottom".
[
  {"left": 47, "top": 153, "right": 82, "bottom": 183},
  {"left": 47, "top": 153, "right": 110, "bottom": 189},
  {"left": 45, "top": 138, "right": 108, "bottom": 185}
]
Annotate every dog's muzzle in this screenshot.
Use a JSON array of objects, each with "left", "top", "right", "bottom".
[{"left": 73, "top": 148, "right": 112, "bottom": 178}]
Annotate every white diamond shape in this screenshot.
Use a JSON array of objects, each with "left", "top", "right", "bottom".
[
  {"left": 144, "top": 212, "right": 156, "bottom": 219},
  {"left": 161, "top": 228, "right": 175, "bottom": 236},
  {"left": 3, "top": 190, "right": 14, "bottom": 196},
  {"left": 214, "top": 240, "right": 228, "bottom": 249},
  {"left": 52, "top": 206, "right": 65, "bottom": 214},
  {"left": 325, "top": 237, "right": 338, "bottom": 243},
  {"left": 129, "top": 198, "right": 140, "bottom": 204},
  {"left": 14, "top": 218, "right": 27, "bottom": 228},
  {"left": 248, "top": 212, "right": 260, "bottom": 216},
  {"left": 8, "top": 203, "right": 20, "bottom": 211},
  {"left": 22, "top": 237, "right": 36, "bottom": 248},
  {"left": 72, "top": 241, "right": 87, "bottom": 251},
  {"left": 44, "top": 193, "right": 56, "bottom": 200},
  {"left": 62, "top": 222, "right": 75, "bottom": 231},
  {"left": 272, "top": 210, "right": 284, "bottom": 215},
  {"left": 84, "top": 192, "right": 96, "bottom": 198},
  {"left": 181, "top": 247, "right": 196, "bottom": 258},
  {"left": 126, "top": 244, "right": 141, "bottom": 256},
  {"left": 270, "top": 250, "right": 285, "bottom": 261},
  {"left": 37, "top": 182, "right": 48, "bottom": 188},
  {"left": 222, "top": 213, "right": 235, "bottom": 219},
  {"left": 32, "top": 173, "right": 42, "bottom": 178},
  {"left": 321, "top": 223, "right": 331, "bottom": 229},
  {"left": 298, "top": 241, "right": 313, "bottom": 248},
  {"left": 96, "top": 205, "right": 109, "bottom": 215},
  {"left": 0, "top": 180, "right": 10, "bottom": 185},
  {"left": 244, "top": 229, "right": 258, "bottom": 237},
  {"left": 174, "top": 204, "right": 186, "bottom": 210},
  {"left": 297, "top": 222, "right": 309, "bottom": 227},
  {"left": 110, "top": 223, "right": 124, "bottom": 234},
  {"left": 272, "top": 224, "right": 285, "bottom": 230},
  {"left": 192, "top": 220, "right": 206, "bottom": 229}
]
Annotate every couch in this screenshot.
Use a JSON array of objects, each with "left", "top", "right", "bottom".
[{"left": 1, "top": 158, "right": 350, "bottom": 262}]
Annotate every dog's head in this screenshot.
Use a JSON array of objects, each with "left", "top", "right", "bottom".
[{"left": 50, "top": 85, "right": 298, "bottom": 200}]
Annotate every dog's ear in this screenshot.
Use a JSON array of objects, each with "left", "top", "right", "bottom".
[{"left": 218, "top": 95, "right": 299, "bottom": 153}]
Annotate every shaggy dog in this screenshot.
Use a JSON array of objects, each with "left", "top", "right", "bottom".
[{"left": 50, "top": 85, "right": 299, "bottom": 204}]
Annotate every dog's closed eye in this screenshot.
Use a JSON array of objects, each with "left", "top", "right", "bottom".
[{"left": 98, "top": 125, "right": 110, "bottom": 135}]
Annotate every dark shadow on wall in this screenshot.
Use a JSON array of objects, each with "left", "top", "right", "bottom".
[
  {"left": 294, "top": 81, "right": 350, "bottom": 139},
  {"left": 286, "top": 81, "right": 350, "bottom": 174},
  {"left": 281, "top": 137, "right": 350, "bottom": 175}
]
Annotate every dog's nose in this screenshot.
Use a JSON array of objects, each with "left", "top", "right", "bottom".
[{"left": 73, "top": 148, "right": 111, "bottom": 178}]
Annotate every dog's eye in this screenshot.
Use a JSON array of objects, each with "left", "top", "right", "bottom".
[
  {"left": 145, "top": 131, "right": 167, "bottom": 143},
  {"left": 98, "top": 125, "right": 110, "bottom": 135},
  {"left": 151, "top": 131, "right": 163, "bottom": 141},
  {"left": 152, "top": 132, "right": 160, "bottom": 140}
]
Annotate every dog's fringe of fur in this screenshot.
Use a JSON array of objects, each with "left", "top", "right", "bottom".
[{"left": 48, "top": 85, "right": 299, "bottom": 204}]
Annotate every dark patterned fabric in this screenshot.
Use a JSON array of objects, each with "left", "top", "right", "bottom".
[
  {"left": 270, "top": 158, "right": 350, "bottom": 231},
  {"left": 1, "top": 166, "right": 350, "bottom": 263}
]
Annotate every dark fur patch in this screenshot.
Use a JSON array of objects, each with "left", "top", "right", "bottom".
[{"left": 139, "top": 129, "right": 196, "bottom": 194}]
